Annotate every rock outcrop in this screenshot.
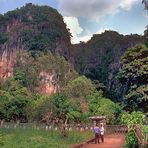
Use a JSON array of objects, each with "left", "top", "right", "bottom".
[
  {"left": 71, "top": 31, "right": 144, "bottom": 100},
  {"left": 36, "top": 71, "right": 58, "bottom": 95},
  {"left": 0, "top": 3, "right": 71, "bottom": 95},
  {"left": 0, "top": 3, "right": 71, "bottom": 80}
]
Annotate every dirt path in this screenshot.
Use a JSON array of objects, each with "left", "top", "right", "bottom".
[{"left": 82, "top": 134, "right": 125, "bottom": 148}]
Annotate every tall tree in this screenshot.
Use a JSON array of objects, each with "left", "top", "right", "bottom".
[
  {"left": 118, "top": 44, "right": 148, "bottom": 112},
  {"left": 142, "top": 0, "right": 148, "bottom": 46}
]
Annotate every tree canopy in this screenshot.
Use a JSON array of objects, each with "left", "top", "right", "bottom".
[{"left": 118, "top": 44, "right": 148, "bottom": 112}]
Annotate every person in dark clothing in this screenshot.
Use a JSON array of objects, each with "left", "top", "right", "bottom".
[{"left": 93, "top": 123, "right": 101, "bottom": 144}]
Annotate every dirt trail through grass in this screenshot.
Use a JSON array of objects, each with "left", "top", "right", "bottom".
[{"left": 82, "top": 134, "right": 125, "bottom": 148}]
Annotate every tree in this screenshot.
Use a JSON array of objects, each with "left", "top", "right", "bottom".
[
  {"left": 29, "top": 94, "right": 52, "bottom": 124},
  {"left": 15, "top": 51, "right": 77, "bottom": 93},
  {"left": 142, "top": 0, "right": 148, "bottom": 46},
  {"left": 0, "top": 79, "right": 31, "bottom": 121},
  {"left": 50, "top": 93, "right": 82, "bottom": 123},
  {"left": 63, "top": 76, "right": 96, "bottom": 98},
  {"left": 88, "top": 91, "right": 122, "bottom": 124},
  {"left": 121, "top": 111, "right": 146, "bottom": 147},
  {"left": 118, "top": 44, "right": 148, "bottom": 112}
]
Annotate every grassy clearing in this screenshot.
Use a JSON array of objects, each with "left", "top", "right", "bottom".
[{"left": 0, "top": 128, "right": 93, "bottom": 148}]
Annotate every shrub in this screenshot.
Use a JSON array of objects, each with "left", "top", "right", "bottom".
[{"left": 121, "top": 111, "right": 146, "bottom": 147}]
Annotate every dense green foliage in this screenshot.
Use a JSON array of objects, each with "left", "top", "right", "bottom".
[
  {"left": 71, "top": 31, "right": 143, "bottom": 101},
  {"left": 88, "top": 91, "right": 122, "bottom": 124},
  {"left": 0, "top": 47, "right": 121, "bottom": 124},
  {"left": 0, "top": 128, "right": 93, "bottom": 148},
  {"left": 121, "top": 111, "right": 146, "bottom": 147},
  {"left": 0, "top": 47, "right": 130, "bottom": 126},
  {"left": 0, "top": 51, "right": 77, "bottom": 122},
  {"left": 0, "top": 3, "right": 71, "bottom": 57},
  {"left": 121, "top": 111, "right": 145, "bottom": 125},
  {"left": 63, "top": 76, "right": 95, "bottom": 98},
  {"left": 28, "top": 76, "right": 122, "bottom": 124},
  {"left": 0, "top": 3, "right": 147, "bottom": 147},
  {"left": 142, "top": 125, "right": 148, "bottom": 144},
  {"left": 118, "top": 44, "right": 148, "bottom": 112},
  {"left": 15, "top": 51, "right": 77, "bottom": 91},
  {"left": 0, "top": 78, "right": 31, "bottom": 121},
  {"left": 50, "top": 93, "right": 83, "bottom": 123},
  {"left": 71, "top": 31, "right": 121, "bottom": 82},
  {"left": 142, "top": 0, "right": 148, "bottom": 47}
]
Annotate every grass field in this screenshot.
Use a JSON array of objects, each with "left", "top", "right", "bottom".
[{"left": 0, "top": 128, "right": 93, "bottom": 148}]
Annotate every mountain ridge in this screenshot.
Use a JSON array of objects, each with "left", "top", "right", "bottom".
[{"left": 0, "top": 4, "right": 144, "bottom": 100}]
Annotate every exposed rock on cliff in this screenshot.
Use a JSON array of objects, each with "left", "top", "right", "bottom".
[
  {"left": 0, "top": 3, "right": 71, "bottom": 80},
  {"left": 36, "top": 71, "right": 58, "bottom": 95}
]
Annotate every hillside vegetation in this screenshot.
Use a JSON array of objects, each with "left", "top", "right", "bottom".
[{"left": 0, "top": 3, "right": 147, "bottom": 127}]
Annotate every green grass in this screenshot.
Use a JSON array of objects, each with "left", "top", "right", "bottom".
[{"left": 0, "top": 128, "right": 93, "bottom": 148}]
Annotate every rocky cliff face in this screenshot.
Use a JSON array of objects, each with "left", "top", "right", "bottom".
[
  {"left": 0, "top": 3, "right": 71, "bottom": 94},
  {"left": 0, "top": 4, "right": 145, "bottom": 98},
  {"left": 71, "top": 31, "right": 144, "bottom": 100},
  {"left": 36, "top": 71, "right": 58, "bottom": 95},
  {"left": 0, "top": 3, "right": 71, "bottom": 79}
]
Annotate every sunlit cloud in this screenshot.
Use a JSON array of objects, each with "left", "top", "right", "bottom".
[
  {"left": 59, "top": 0, "right": 138, "bottom": 21},
  {"left": 64, "top": 16, "right": 111, "bottom": 44}
]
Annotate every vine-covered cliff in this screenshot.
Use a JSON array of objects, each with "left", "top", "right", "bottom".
[
  {"left": 0, "top": 4, "right": 145, "bottom": 100},
  {"left": 0, "top": 3, "right": 71, "bottom": 79},
  {"left": 71, "top": 31, "right": 144, "bottom": 100}
]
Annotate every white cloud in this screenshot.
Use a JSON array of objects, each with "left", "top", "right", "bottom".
[
  {"left": 58, "top": 0, "right": 138, "bottom": 21},
  {"left": 120, "top": 0, "right": 137, "bottom": 10},
  {"left": 75, "top": 35, "right": 92, "bottom": 43},
  {"left": 96, "top": 28, "right": 110, "bottom": 34},
  {"left": 64, "top": 16, "right": 111, "bottom": 44},
  {"left": 64, "top": 16, "right": 83, "bottom": 43},
  {"left": 79, "top": 28, "right": 111, "bottom": 43},
  {"left": 64, "top": 17, "right": 93, "bottom": 43},
  {"left": 64, "top": 17, "right": 83, "bottom": 35}
]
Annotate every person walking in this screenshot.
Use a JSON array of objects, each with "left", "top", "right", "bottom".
[
  {"left": 93, "top": 123, "right": 100, "bottom": 144},
  {"left": 100, "top": 123, "right": 104, "bottom": 143}
]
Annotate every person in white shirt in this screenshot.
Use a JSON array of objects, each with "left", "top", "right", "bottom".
[{"left": 100, "top": 124, "right": 104, "bottom": 143}]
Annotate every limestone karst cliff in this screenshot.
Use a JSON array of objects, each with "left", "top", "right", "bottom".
[
  {"left": 0, "top": 4, "right": 144, "bottom": 99},
  {"left": 71, "top": 31, "right": 144, "bottom": 100},
  {"left": 0, "top": 3, "right": 71, "bottom": 79},
  {"left": 0, "top": 3, "right": 72, "bottom": 95}
]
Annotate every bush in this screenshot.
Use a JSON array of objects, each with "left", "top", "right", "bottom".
[
  {"left": 121, "top": 111, "right": 146, "bottom": 148},
  {"left": 88, "top": 91, "right": 123, "bottom": 124},
  {"left": 142, "top": 125, "right": 148, "bottom": 146},
  {"left": 125, "top": 131, "right": 138, "bottom": 148}
]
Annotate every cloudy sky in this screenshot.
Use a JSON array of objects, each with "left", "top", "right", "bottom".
[{"left": 0, "top": 0, "right": 147, "bottom": 44}]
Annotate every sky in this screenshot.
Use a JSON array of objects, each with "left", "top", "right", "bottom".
[{"left": 0, "top": 0, "right": 147, "bottom": 44}]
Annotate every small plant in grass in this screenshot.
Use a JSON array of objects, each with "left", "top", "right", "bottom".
[{"left": 0, "top": 131, "right": 4, "bottom": 147}]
